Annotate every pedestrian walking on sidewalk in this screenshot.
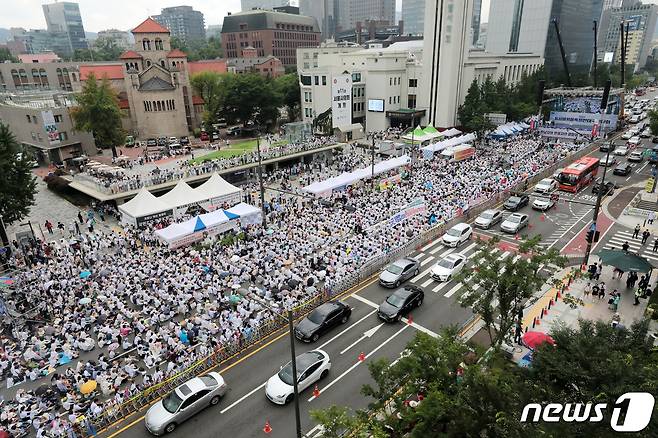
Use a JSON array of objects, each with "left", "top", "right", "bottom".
[
  {"left": 588, "top": 263, "right": 597, "bottom": 280},
  {"left": 596, "top": 263, "right": 603, "bottom": 281},
  {"left": 642, "top": 230, "right": 651, "bottom": 245},
  {"left": 592, "top": 283, "right": 600, "bottom": 301},
  {"left": 633, "top": 224, "right": 641, "bottom": 239},
  {"left": 649, "top": 211, "right": 656, "bottom": 225},
  {"left": 627, "top": 271, "right": 638, "bottom": 289},
  {"left": 584, "top": 283, "right": 591, "bottom": 299},
  {"left": 613, "top": 293, "right": 620, "bottom": 312},
  {"left": 44, "top": 220, "right": 53, "bottom": 235},
  {"left": 622, "top": 241, "right": 630, "bottom": 252},
  {"left": 634, "top": 289, "right": 642, "bottom": 305},
  {"left": 653, "top": 238, "right": 658, "bottom": 252},
  {"left": 599, "top": 282, "right": 607, "bottom": 300},
  {"left": 77, "top": 211, "right": 84, "bottom": 224}
]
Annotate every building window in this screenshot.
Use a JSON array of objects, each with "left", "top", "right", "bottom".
[
  {"left": 59, "top": 131, "right": 68, "bottom": 141},
  {"left": 314, "top": 76, "right": 319, "bottom": 85},
  {"left": 408, "top": 94, "right": 417, "bottom": 108},
  {"left": 142, "top": 39, "right": 151, "bottom": 50},
  {"left": 54, "top": 115, "right": 63, "bottom": 123},
  {"left": 155, "top": 39, "right": 163, "bottom": 50},
  {"left": 322, "top": 76, "right": 326, "bottom": 86},
  {"left": 300, "top": 75, "right": 312, "bottom": 86},
  {"left": 390, "top": 77, "right": 392, "bottom": 86},
  {"left": 409, "top": 78, "right": 418, "bottom": 88}
]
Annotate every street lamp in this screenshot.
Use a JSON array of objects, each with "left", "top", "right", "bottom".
[{"left": 255, "top": 133, "right": 267, "bottom": 228}]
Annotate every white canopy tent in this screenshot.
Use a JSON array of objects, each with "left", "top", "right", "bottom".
[
  {"left": 420, "top": 133, "right": 476, "bottom": 153},
  {"left": 119, "top": 188, "right": 173, "bottom": 227},
  {"left": 441, "top": 128, "right": 462, "bottom": 137},
  {"left": 303, "top": 155, "right": 411, "bottom": 196},
  {"left": 157, "top": 181, "right": 206, "bottom": 218},
  {"left": 195, "top": 173, "right": 242, "bottom": 209},
  {"left": 226, "top": 202, "right": 262, "bottom": 226}
]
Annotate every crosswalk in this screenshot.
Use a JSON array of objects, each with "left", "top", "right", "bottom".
[{"left": 602, "top": 228, "right": 658, "bottom": 263}]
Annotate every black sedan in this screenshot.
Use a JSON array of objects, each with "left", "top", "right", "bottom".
[
  {"left": 503, "top": 194, "right": 530, "bottom": 211},
  {"left": 592, "top": 180, "right": 616, "bottom": 195},
  {"left": 613, "top": 163, "right": 632, "bottom": 176},
  {"left": 378, "top": 286, "right": 424, "bottom": 323},
  {"left": 294, "top": 301, "right": 351, "bottom": 342}
]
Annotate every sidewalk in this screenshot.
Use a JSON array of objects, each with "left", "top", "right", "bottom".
[{"left": 607, "top": 181, "right": 658, "bottom": 235}]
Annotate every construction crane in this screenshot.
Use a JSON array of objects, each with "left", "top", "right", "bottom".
[{"left": 553, "top": 19, "right": 572, "bottom": 87}]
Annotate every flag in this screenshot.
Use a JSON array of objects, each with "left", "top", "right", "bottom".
[{"left": 591, "top": 121, "right": 600, "bottom": 139}]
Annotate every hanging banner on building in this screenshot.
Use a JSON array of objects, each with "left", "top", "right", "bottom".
[
  {"left": 389, "top": 198, "right": 427, "bottom": 227},
  {"left": 332, "top": 74, "right": 352, "bottom": 129},
  {"left": 41, "top": 110, "right": 60, "bottom": 145},
  {"left": 538, "top": 127, "right": 592, "bottom": 139}
]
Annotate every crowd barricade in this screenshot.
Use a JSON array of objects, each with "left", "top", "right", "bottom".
[{"left": 71, "top": 140, "right": 601, "bottom": 436}]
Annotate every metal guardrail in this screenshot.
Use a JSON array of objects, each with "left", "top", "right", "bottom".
[{"left": 71, "top": 140, "right": 601, "bottom": 437}]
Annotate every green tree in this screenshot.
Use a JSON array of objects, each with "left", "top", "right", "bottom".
[
  {"left": 457, "top": 79, "right": 493, "bottom": 137},
  {"left": 190, "top": 71, "right": 226, "bottom": 128},
  {"left": 274, "top": 73, "right": 301, "bottom": 122},
  {"left": 70, "top": 73, "right": 124, "bottom": 157},
  {"left": 649, "top": 109, "right": 658, "bottom": 136},
  {"left": 171, "top": 36, "right": 222, "bottom": 61},
  {"left": 456, "top": 237, "right": 566, "bottom": 350},
  {"left": 219, "top": 73, "right": 282, "bottom": 128},
  {"left": 0, "top": 123, "right": 37, "bottom": 247},
  {"left": 0, "top": 48, "right": 18, "bottom": 63}
]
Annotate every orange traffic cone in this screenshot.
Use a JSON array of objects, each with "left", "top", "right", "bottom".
[
  {"left": 543, "top": 308, "right": 548, "bottom": 316},
  {"left": 358, "top": 352, "right": 366, "bottom": 362},
  {"left": 540, "top": 214, "right": 545, "bottom": 222},
  {"left": 515, "top": 233, "right": 520, "bottom": 240},
  {"left": 313, "top": 385, "right": 320, "bottom": 398},
  {"left": 535, "top": 317, "right": 541, "bottom": 326},
  {"left": 407, "top": 314, "right": 413, "bottom": 325},
  {"left": 263, "top": 421, "right": 272, "bottom": 434}
]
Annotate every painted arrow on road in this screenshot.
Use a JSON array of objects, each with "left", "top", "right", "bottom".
[{"left": 339, "top": 323, "right": 385, "bottom": 355}]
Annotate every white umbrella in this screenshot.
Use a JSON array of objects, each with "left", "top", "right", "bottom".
[
  {"left": 79, "top": 297, "right": 92, "bottom": 305},
  {"left": 230, "top": 254, "right": 240, "bottom": 263}
]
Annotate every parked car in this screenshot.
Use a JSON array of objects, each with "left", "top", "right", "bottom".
[
  {"left": 613, "top": 163, "right": 632, "bottom": 176},
  {"left": 599, "top": 155, "right": 617, "bottom": 167},
  {"left": 265, "top": 350, "right": 330, "bottom": 405},
  {"left": 211, "top": 131, "right": 220, "bottom": 141},
  {"left": 199, "top": 131, "right": 209, "bottom": 141},
  {"left": 503, "top": 193, "right": 530, "bottom": 211},
  {"left": 591, "top": 179, "right": 616, "bottom": 195},
  {"left": 473, "top": 209, "right": 503, "bottom": 229},
  {"left": 628, "top": 150, "right": 644, "bottom": 162},
  {"left": 431, "top": 253, "right": 468, "bottom": 282},
  {"left": 227, "top": 126, "right": 241, "bottom": 136},
  {"left": 294, "top": 301, "right": 351, "bottom": 342},
  {"left": 653, "top": 136, "right": 658, "bottom": 144},
  {"left": 532, "top": 198, "right": 554, "bottom": 212},
  {"left": 441, "top": 223, "right": 473, "bottom": 247},
  {"left": 379, "top": 257, "right": 420, "bottom": 287},
  {"left": 615, "top": 145, "right": 629, "bottom": 156},
  {"left": 640, "top": 128, "right": 652, "bottom": 138},
  {"left": 144, "top": 372, "right": 227, "bottom": 435},
  {"left": 168, "top": 136, "right": 178, "bottom": 144},
  {"left": 377, "top": 286, "right": 424, "bottom": 323},
  {"left": 500, "top": 213, "right": 529, "bottom": 234},
  {"left": 146, "top": 138, "right": 157, "bottom": 147},
  {"left": 124, "top": 135, "right": 136, "bottom": 147},
  {"left": 180, "top": 136, "right": 190, "bottom": 145},
  {"left": 157, "top": 137, "right": 168, "bottom": 146},
  {"left": 534, "top": 178, "right": 557, "bottom": 194}
]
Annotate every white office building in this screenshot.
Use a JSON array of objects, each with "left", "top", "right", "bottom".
[{"left": 485, "top": 0, "right": 553, "bottom": 55}]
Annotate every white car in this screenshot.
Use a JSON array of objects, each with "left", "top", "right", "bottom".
[
  {"left": 627, "top": 136, "right": 641, "bottom": 147},
  {"left": 168, "top": 136, "right": 178, "bottom": 144},
  {"left": 501, "top": 213, "right": 529, "bottom": 234},
  {"left": 265, "top": 349, "right": 330, "bottom": 405},
  {"left": 614, "top": 145, "right": 629, "bottom": 156},
  {"left": 622, "top": 130, "right": 635, "bottom": 140},
  {"left": 431, "top": 253, "right": 468, "bottom": 282},
  {"left": 441, "top": 223, "right": 473, "bottom": 248},
  {"left": 600, "top": 155, "right": 617, "bottom": 167},
  {"left": 534, "top": 178, "right": 557, "bottom": 194},
  {"left": 629, "top": 115, "right": 640, "bottom": 123},
  {"left": 532, "top": 198, "right": 555, "bottom": 212}
]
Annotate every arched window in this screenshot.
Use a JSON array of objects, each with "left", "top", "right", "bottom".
[
  {"left": 18, "top": 69, "right": 28, "bottom": 85},
  {"left": 160, "top": 59, "right": 166, "bottom": 68},
  {"left": 155, "top": 39, "right": 163, "bottom": 50},
  {"left": 11, "top": 69, "right": 20, "bottom": 86},
  {"left": 31, "top": 69, "right": 41, "bottom": 87},
  {"left": 143, "top": 39, "right": 151, "bottom": 50},
  {"left": 156, "top": 101, "right": 162, "bottom": 111},
  {"left": 146, "top": 60, "right": 151, "bottom": 67}
]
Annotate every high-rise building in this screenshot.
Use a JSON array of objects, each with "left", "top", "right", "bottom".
[
  {"left": 222, "top": 9, "right": 321, "bottom": 67},
  {"left": 42, "top": 2, "right": 88, "bottom": 53},
  {"left": 471, "top": 0, "right": 483, "bottom": 44},
  {"left": 598, "top": 0, "right": 658, "bottom": 70},
  {"left": 207, "top": 25, "right": 223, "bottom": 40},
  {"left": 241, "top": 0, "right": 289, "bottom": 12},
  {"left": 154, "top": 6, "right": 206, "bottom": 43},
  {"left": 544, "top": 0, "right": 604, "bottom": 78},
  {"left": 337, "top": 0, "right": 396, "bottom": 31},
  {"left": 486, "top": 0, "right": 553, "bottom": 56},
  {"left": 603, "top": 0, "right": 623, "bottom": 11},
  {"left": 300, "top": 0, "right": 337, "bottom": 40},
  {"left": 96, "top": 29, "right": 131, "bottom": 50},
  {"left": 401, "top": 0, "right": 426, "bottom": 35}
]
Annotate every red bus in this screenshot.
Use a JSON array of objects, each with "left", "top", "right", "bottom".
[{"left": 557, "top": 157, "right": 600, "bottom": 193}]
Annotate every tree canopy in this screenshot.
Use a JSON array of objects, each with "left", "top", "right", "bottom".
[
  {"left": 312, "top": 319, "right": 658, "bottom": 437},
  {"left": 0, "top": 123, "right": 37, "bottom": 226},
  {"left": 171, "top": 36, "right": 223, "bottom": 62},
  {"left": 0, "top": 47, "right": 18, "bottom": 63},
  {"left": 70, "top": 73, "right": 124, "bottom": 157},
  {"left": 274, "top": 73, "right": 301, "bottom": 122}
]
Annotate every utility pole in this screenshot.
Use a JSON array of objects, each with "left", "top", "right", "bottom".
[
  {"left": 582, "top": 145, "right": 612, "bottom": 267},
  {"left": 288, "top": 310, "right": 302, "bottom": 438},
  {"left": 371, "top": 134, "right": 375, "bottom": 190},
  {"left": 620, "top": 21, "right": 626, "bottom": 89},
  {"left": 410, "top": 114, "right": 415, "bottom": 178},
  {"left": 593, "top": 20, "right": 598, "bottom": 88},
  {"left": 256, "top": 135, "right": 267, "bottom": 228}
]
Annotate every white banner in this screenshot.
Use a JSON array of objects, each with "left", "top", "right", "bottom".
[
  {"left": 538, "top": 127, "right": 592, "bottom": 139},
  {"left": 41, "top": 110, "right": 60, "bottom": 145},
  {"left": 332, "top": 74, "right": 352, "bottom": 129},
  {"left": 549, "top": 111, "right": 618, "bottom": 133}
]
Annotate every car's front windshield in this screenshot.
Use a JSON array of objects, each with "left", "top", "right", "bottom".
[
  {"left": 278, "top": 363, "right": 294, "bottom": 386},
  {"left": 508, "top": 216, "right": 521, "bottom": 223},
  {"left": 508, "top": 196, "right": 520, "bottom": 203},
  {"left": 162, "top": 391, "right": 183, "bottom": 413},
  {"left": 307, "top": 309, "right": 326, "bottom": 325},
  {"left": 386, "top": 264, "right": 404, "bottom": 274},
  {"left": 480, "top": 211, "right": 494, "bottom": 220},
  {"left": 447, "top": 228, "right": 461, "bottom": 237},
  {"left": 437, "top": 259, "right": 455, "bottom": 269}
]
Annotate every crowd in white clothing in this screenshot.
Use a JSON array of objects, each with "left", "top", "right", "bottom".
[{"left": 0, "top": 133, "right": 587, "bottom": 437}]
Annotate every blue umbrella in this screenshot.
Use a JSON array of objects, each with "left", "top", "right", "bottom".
[{"left": 80, "top": 270, "right": 91, "bottom": 279}]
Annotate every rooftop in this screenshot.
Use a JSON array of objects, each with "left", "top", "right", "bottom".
[
  {"left": 0, "top": 90, "right": 77, "bottom": 109},
  {"left": 132, "top": 17, "right": 170, "bottom": 34}
]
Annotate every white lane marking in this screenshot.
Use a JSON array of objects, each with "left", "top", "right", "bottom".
[
  {"left": 220, "top": 382, "right": 266, "bottom": 414},
  {"left": 350, "top": 293, "right": 380, "bottom": 309},
  {"left": 421, "top": 239, "right": 441, "bottom": 252},
  {"left": 421, "top": 277, "right": 434, "bottom": 288},
  {"left": 401, "top": 316, "right": 440, "bottom": 338},
  {"left": 432, "top": 280, "right": 451, "bottom": 293},
  {"left": 550, "top": 209, "right": 597, "bottom": 251},
  {"left": 317, "top": 309, "right": 377, "bottom": 350},
  {"left": 431, "top": 244, "right": 451, "bottom": 255},
  {"left": 443, "top": 283, "right": 463, "bottom": 298},
  {"left": 303, "top": 425, "right": 324, "bottom": 438},
  {"left": 411, "top": 261, "right": 439, "bottom": 282},
  {"left": 339, "top": 323, "right": 385, "bottom": 355},
  {"left": 420, "top": 256, "right": 434, "bottom": 267},
  {"left": 308, "top": 324, "right": 411, "bottom": 402}
]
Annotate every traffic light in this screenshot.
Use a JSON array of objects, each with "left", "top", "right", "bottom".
[{"left": 586, "top": 230, "right": 601, "bottom": 243}]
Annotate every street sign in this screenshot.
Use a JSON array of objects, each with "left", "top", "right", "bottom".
[{"left": 646, "top": 177, "right": 656, "bottom": 193}]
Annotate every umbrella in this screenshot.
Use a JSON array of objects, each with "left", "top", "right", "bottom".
[
  {"left": 595, "top": 249, "right": 654, "bottom": 273},
  {"left": 79, "top": 270, "right": 92, "bottom": 279},
  {"left": 79, "top": 380, "right": 97, "bottom": 395},
  {"left": 79, "top": 297, "right": 92, "bottom": 305},
  {"left": 287, "top": 279, "right": 300, "bottom": 289},
  {"left": 0, "top": 276, "right": 13, "bottom": 286},
  {"left": 230, "top": 254, "right": 240, "bottom": 263},
  {"left": 522, "top": 331, "right": 555, "bottom": 350}
]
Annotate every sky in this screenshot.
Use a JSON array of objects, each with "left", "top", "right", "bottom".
[{"left": 2, "top": 0, "right": 491, "bottom": 33}]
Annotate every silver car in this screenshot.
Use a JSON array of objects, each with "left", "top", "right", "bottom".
[
  {"left": 474, "top": 209, "right": 503, "bottom": 229},
  {"left": 144, "top": 372, "right": 228, "bottom": 435},
  {"left": 500, "top": 213, "right": 529, "bottom": 234},
  {"left": 379, "top": 257, "right": 420, "bottom": 288}
]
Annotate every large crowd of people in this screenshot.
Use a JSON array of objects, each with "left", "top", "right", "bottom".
[
  {"left": 75, "top": 136, "right": 338, "bottom": 195},
  {"left": 0, "top": 131, "right": 587, "bottom": 437}
]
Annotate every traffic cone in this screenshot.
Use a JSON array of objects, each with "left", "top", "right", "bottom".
[
  {"left": 543, "top": 308, "right": 548, "bottom": 316},
  {"left": 528, "top": 223, "right": 533, "bottom": 229},
  {"left": 535, "top": 317, "right": 541, "bottom": 326},
  {"left": 407, "top": 314, "right": 413, "bottom": 325},
  {"left": 263, "top": 421, "right": 272, "bottom": 434},
  {"left": 540, "top": 214, "right": 545, "bottom": 222},
  {"left": 515, "top": 233, "right": 520, "bottom": 240},
  {"left": 556, "top": 290, "right": 561, "bottom": 300},
  {"left": 358, "top": 352, "right": 366, "bottom": 362},
  {"left": 313, "top": 385, "right": 320, "bottom": 398}
]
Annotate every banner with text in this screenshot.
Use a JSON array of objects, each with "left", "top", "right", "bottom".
[
  {"left": 332, "top": 74, "right": 352, "bottom": 129},
  {"left": 549, "top": 111, "right": 618, "bottom": 134},
  {"left": 41, "top": 110, "right": 60, "bottom": 145},
  {"left": 538, "top": 127, "right": 592, "bottom": 140},
  {"left": 389, "top": 198, "right": 427, "bottom": 227}
]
